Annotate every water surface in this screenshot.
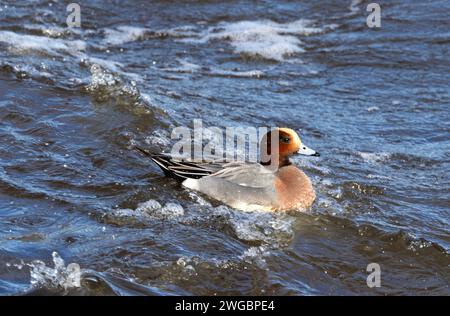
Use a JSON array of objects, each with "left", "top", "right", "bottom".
[{"left": 0, "top": 0, "right": 449, "bottom": 295}]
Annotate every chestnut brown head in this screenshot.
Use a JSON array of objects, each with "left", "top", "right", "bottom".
[{"left": 260, "top": 128, "right": 319, "bottom": 168}]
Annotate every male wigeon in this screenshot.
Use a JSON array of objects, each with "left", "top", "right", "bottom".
[{"left": 137, "top": 128, "right": 320, "bottom": 212}]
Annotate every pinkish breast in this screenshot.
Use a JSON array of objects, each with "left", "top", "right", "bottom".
[{"left": 274, "top": 165, "right": 316, "bottom": 211}]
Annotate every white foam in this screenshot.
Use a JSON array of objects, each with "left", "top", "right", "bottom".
[
  {"left": 176, "top": 257, "right": 197, "bottom": 276},
  {"left": 144, "top": 129, "right": 172, "bottom": 147},
  {"left": 184, "top": 19, "right": 326, "bottom": 61},
  {"left": 85, "top": 64, "right": 143, "bottom": 103},
  {"left": 240, "top": 246, "right": 270, "bottom": 269},
  {"left": 160, "top": 203, "right": 185, "bottom": 218},
  {"left": 209, "top": 67, "right": 264, "bottom": 78},
  {"left": 226, "top": 208, "right": 294, "bottom": 246},
  {"left": 164, "top": 25, "right": 199, "bottom": 38},
  {"left": 349, "top": 0, "right": 364, "bottom": 13},
  {"left": 358, "top": 152, "right": 391, "bottom": 164},
  {"left": 0, "top": 31, "right": 86, "bottom": 56},
  {"left": 28, "top": 252, "right": 82, "bottom": 291},
  {"left": 112, "top": 199, "right": 185, "bottom": 220},
  {"left": 407, "top": 238, "right": 432, "bottom": 252},
  {"left": 367, "top": 174, "right": 392, "bottom": 180},
  {"left": 114, "top": 200, "right": 295, "bottom": 247},
  {"left": 81, "top": 57, "right": 142, "bottom": 82},
  {"left": 161, "top": 59, "right": 264, "bottom": 78},
  {"left": 103, "top": 26, "right": 150, "bottom": 46},
  {"left": 85, "top": 57, "right": 125, "bottom": 74},
  {"left": 110, "top": 208, "right": 137, "bottom": 217},
  {"left": 136, "top": 199, "right": 163, "bottom": 213},
  {"left": 101, "top": 25, "right": 201, "bottom": 46},
  {"left": 23, "top": 24, "right": 82, "bottom": 38},
  {"left": 86, "top": 64, "right": 122, "bottom": 90},
  {"left": 294, "top": 157, "right": 331, "bottom": 175},
  {"left": 162, "top": 59, "right": 203, "bottom": 73},
  {"left": 367, "top": 106, "right": 380, "bottom": 112}
]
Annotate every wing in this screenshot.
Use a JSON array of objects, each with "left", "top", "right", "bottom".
[
  {"left": 183, "top": 163, "right": 278, "bottom": 209},
  {"left": 211, "top": 162, "right": 276, "bottom": 188},
  {"left": 135, "top": 146, "right": 224, "bottom": 181}
]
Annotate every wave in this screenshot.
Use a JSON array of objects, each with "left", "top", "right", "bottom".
[
  {"left": 160, "top": 58, "right": 264, "bottom": 78},
  {"left": 181, "top": 19, "right": 335, "bottom": 61},
  {"left": 100, "top": 20, "right": 336, "bottom": 62},
  {"left": 15, "top": 252, "right": 169, "bottom": 295},
  {"left": 102, "top": 25, "right": 198, "bottom": 46},
  {"left": 104, "top": 198, "right": 295, "bottom": 248},
  {"left": 102, "top": 26, "right": 151, "bottom": 46},
  {"left": 0, "top": 30, "right": 86, "bottom": 56},
  {"left": 82, "top": 63, "right": 150, "bottom": 109}
]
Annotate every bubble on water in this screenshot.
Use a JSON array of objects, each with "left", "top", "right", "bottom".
[
  {"left": 176, "top": 257, "right": 188, "bottom": 267},
  {"left": 13, "top": 260, "right": 25, "bottom": 270},
  {"left": 407, "top": 238, "right": 433, "bottom": 252},
  {"left": 175, "top": 257, "right": 197, "bottom": 278},
  {"left": 136, "top": 199, "right": 162, "bottom": 213},
  {"left": 84, "top": 63, "right": 148, "bottom": 108},
  {"left": 240, "top": 246, "right": 270, "bottom": 269},
  {"left": 110, "top": 208, "right": 136, "bottom": 217},
  {"left": 224, "top": 208, "right": 295, "bottom": 247},
  {"left": 28, "top": 252, "right": 82, "bottom": 291},
  {"left": 112, "top": 200, "right": 184, "bottom": 221},
  {"left": 80, "top": 56, "right": 142, "bottom": 83},
  {"left": 231, "top": 218, "right": 267, "bottom": 242},
  {"left": 160, "top": 203, "right": 185, "bottom": 219},
  {"left": 144, "top": 129, "right": 171, "bottom": 147},
  {"left": 86, "top": 64, "right": 121, "bottom": 90}
]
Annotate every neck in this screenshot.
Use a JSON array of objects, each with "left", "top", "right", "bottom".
[{"left": 260, "top": 155, "right": 291, "bottom": 168}]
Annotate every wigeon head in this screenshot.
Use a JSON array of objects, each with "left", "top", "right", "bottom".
[{"left": 260, "top": 127, "right": 319, "bottom": 168}]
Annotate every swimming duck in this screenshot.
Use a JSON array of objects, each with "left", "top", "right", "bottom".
[{"left": 137, "top": 128, "right": 319, "bottom": 211}]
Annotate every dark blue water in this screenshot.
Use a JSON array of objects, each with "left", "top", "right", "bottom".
[{"left": 0, "top": 0, "right": 449, "bottom": 295}]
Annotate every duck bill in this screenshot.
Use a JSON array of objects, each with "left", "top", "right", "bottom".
[{"left": 298, "top": 144, "right": 320, "bottom": 157}]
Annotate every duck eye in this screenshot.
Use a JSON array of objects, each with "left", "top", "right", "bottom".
[{"left": 280, "top": 136, "right": 290, "bottom": 144}]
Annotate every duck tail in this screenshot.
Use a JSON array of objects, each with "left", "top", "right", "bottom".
[
  {"left": 135, "top": 146, "right": 213, "bottom": 181},
  {"left": 135, "top": 146, "right": 180, "bottom": 180}
]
